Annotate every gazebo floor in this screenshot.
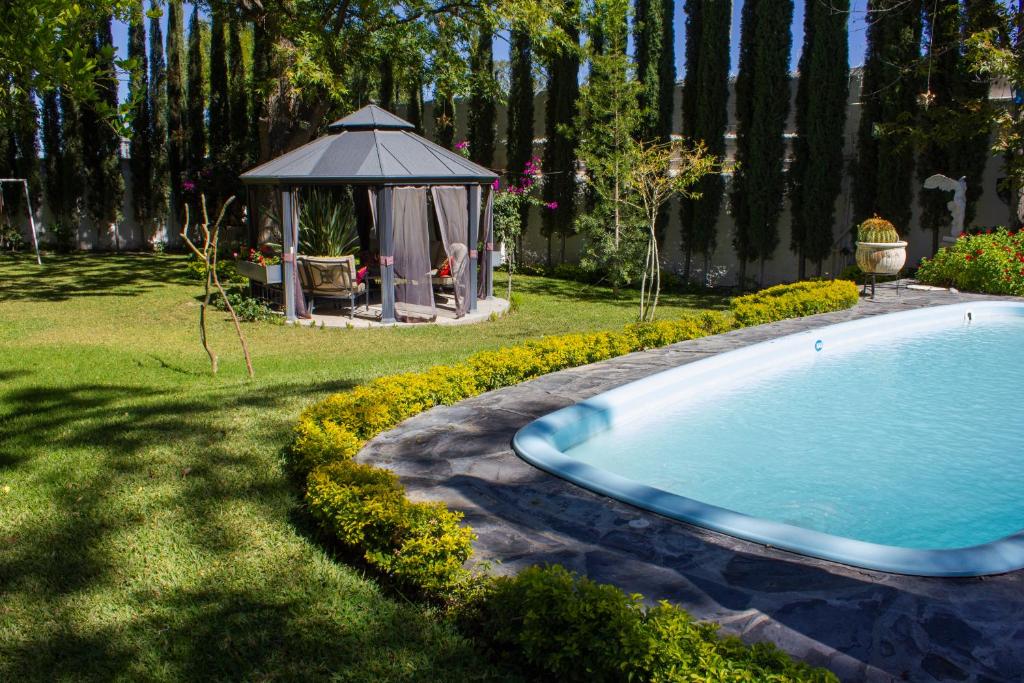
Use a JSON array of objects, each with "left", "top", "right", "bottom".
[{"left": 295, "top": 292, "right": 511, "bottom": 328}]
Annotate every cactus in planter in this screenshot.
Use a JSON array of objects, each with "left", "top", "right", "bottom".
[{"left": 857, "top": 217, "right": 900, "bottom": 243}]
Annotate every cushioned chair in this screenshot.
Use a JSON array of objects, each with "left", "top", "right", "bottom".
[{"left": 297, "top": 255, "right": 368, "bottom": 318}]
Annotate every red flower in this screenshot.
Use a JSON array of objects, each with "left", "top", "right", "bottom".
[
  {"left": 965, "top": 254, "right": 973, "bottom": 261},
  {"left": 976, "top": 249, "right": 984, "bottom": 256}
]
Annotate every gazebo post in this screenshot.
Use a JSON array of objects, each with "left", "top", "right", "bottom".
[
  {"left": 468, "top": 184, "right": 480, "bottom": 311},
  {"left": 245, "top": 186, "right": 257, "bottom": 248},
  {"left": 378, "top": 186, "right": 397, "bottom": 324},
  {"left": 281, "top": 187, "right": 298, "bottom": 322}
]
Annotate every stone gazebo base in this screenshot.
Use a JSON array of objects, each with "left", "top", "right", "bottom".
[{"left": 293, "top": 296, "right": 511, "bottom": 328}]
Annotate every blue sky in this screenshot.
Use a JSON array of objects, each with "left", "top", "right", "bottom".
[{"left": 111, "top": 1, "right": 872, "bottom": 103}]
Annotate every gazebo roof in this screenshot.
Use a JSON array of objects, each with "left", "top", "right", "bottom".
[{"left": 240, "top": 105, "right": 497, "bottom": 185}]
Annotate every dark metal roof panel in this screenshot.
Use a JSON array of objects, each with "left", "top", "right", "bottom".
[{"left": 327, "top": 104, "right": 415, "bottom": 131}]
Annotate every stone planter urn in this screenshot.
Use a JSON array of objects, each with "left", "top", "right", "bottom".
[
  {"left": 236, "top": 259, "right": 282, "bottom": 284},
  {"left": 855, "top": 241, "right": 908, "bottom": 275}
]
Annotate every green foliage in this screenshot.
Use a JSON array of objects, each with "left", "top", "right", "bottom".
[
  {"left": 297, "top": 188, "right": 359, "bottom": 257},
  {"left": 731, "top": 0, "right": 794, "bottom": 285},
  {"left": 730, "top": 280, "right": 860, "bottom": 326},
  {"left": 857, "top": 217, "right": 901, "bottom": 244},
  {"left": 790, "top": 0, "right": 848, "bottom": 273},
  {"left": 306, "top": 460, "right": 475, "bottom": 598},
  {"left": 575, "top": 0, "right": 646, "bottom": 290},
  {"left": 214, "top": 289, "right": 280, "bottom": 323},
  {"left": 183, "top": 253, "right": 243, "bottom": 283},
  {"left": 0, "top": 223, "right": 26, "bottom": 252},
  {"left": 852, "top": 0, "right": 923, "bottom": 234},
  {"left": 917, "top": 228, "right": 1024, "bottom": 295},
  {"left": 679, "top": 0, "right": 731, "bottom": 277},
  {"left": 208, "top": 3, "right": 230, "bottom": 203},
  {"left": 465, "top": 565, "right": 839, "bottom": 682}
]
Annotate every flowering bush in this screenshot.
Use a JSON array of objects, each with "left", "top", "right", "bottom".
[
  {"left": 917, "top": 228, "right": 1024, "bottom": 295},
  {"left": 237, "top": 245, "right": 281, "bottom": 266},
  {"left": 731, "top": 280, "right": 860, "bottom": 326}
]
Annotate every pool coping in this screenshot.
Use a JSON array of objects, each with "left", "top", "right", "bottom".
[
  {"left": 513, "top": 301, "right": 1024, "bottom": 578},
  {"left": 357, "top": 283, "right": 1024, "bottom": 682}
]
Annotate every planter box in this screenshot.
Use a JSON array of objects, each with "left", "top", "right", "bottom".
[{"left": 236, "top": 260, "right": 282, "bottom": 284}]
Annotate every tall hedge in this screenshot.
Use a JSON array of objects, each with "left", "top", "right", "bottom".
[
  {"left": 790, "top": 0, "right": 849, "bottom": 276},
  {"left": 507, "top": 28, "right": 534, "bottom": 235},
  {"left": 679, "top": 0, "right": 731, "bottom": 281},
  {"left": 228, "top": 10, "right": 248, "bottom": 181},
  {"left": 468, "top": 25, "right": 497, "bottom": 166},
  {"left": 149, "top": 0, "right": 168, "bottom": 234},
  {"left": 166, "top": 0, "right": 186, "bottom": 229},
  {"left": 542, "top": 0, "right": 582, "bottom": 263},
  {"left": 41, "top": 91, "right": 65, "bottom": 226},
  {"left": 406, "top": 76, "right": 423, "bottom": 134},
  {"left": 852, "top": 0, "right": 923, "bottom": 235},
  {"left": 731, "top": 0, "right": 794, "bottom": 286},
  {"left": 128, "top": 1, "right": 153, "bottom": 232}
]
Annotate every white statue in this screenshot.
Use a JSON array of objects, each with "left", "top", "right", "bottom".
[{"left": 923, "top": 174, "right": 967, "bottom": 240}]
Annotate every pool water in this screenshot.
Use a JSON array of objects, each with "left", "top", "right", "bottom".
[
  {"left": 564, "top": 314, "right": 1024, "bottom": 550},
  {"left": 513, "top": 303, "right": 1024, "bottom": 575}
]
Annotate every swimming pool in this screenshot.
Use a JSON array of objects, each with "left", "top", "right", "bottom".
[{"left": 512, "top": 302, "right": 1024, "bottom": 576}]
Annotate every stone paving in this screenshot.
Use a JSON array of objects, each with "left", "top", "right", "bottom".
[{"left": 357, "top": 282, "right": 1024, "bottom": 682}]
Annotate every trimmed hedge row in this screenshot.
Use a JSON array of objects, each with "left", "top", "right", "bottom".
[
  {"left": 731, "top": 280, "right": 860, "bottom": 326},
  {"left": 288, "top": 281, "right": 857, "bottom": 680}
]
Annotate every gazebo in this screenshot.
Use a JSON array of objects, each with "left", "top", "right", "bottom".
[{"left": 240, "top": 105, "right": 498, "bottom": 324}]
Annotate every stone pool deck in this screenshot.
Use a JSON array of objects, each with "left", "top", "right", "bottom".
[{"left": 357, "top": 282, "right": 1024, "bottom": 682}]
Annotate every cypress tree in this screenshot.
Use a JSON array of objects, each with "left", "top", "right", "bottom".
[
  {"left": 167, "top": 0, "right": 186, "bottom": 229},
  {"left": 128, "top": 0, "right": 154, "bottom": 233},
  {"left": 790, "top": 0, "right": 849, "bottom": 276},
  {"left": 917, "top": 0, "right": 962, "bottom": 252},
  {"left": 250, "top": 19, "right": 270, "bottom": 163},
  {"left": 633, "top": 0, "right": 674, "bottom": 144},
  {"left": 380, "top": 57, "right": 395, "bottom": 110},
  {"left": 42, "top": 90, "right": 64, "bottom": 223},
  {"left": 208, "top": 1, "right": 230, "bottom": 203},
  {"left": 82, "top": 15, "right": 125, "bottom": 245},
  {"left": 679, "top": 0, "right": 730, "bottom": 281},
  {"left": 228, "top": 10, "right": 248, "bottom": 177},
  {"left": 958, "top": 0, "right": 1002, "bottom": 225},
  {"left": 149, "top": 0, "right": 168, "bottom": 234},
  {"left": 542, "top": 0, "right": 582, "bottom": 263},
  {"left": 186, "top": 4, "right": 206, "bottom": 190},
  {"left": 731, "top": 0, "right": 794, "bottom": 286},
  {"left": 468, "top": 25, "right": 497, "bottom": 166},
  {"left": 58, "top": 90, "right": 86, "bottom": 233},
  {"left": 2, "top": 90, "right": 41, "bottom": 216},
  {"left": 406, "top": 76, "right": 424, "bottom": 134},
  {"left": 852, "top": 0, "right": 923, "bottom": 236},
  {"left": 507, "top": 28, "right": 535, "bottom": 234},
  {"left": 206, "top": 3, "right": 227, "bottom": 174}
]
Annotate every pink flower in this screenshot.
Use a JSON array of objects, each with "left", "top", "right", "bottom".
[
  {"left": 492, "top": 178, "right": 500, "bottom": 191},
  {"left": 545, "top": 201, "right": 558, "bottom": 210},
  {"left": 182, "top": 180, "right": 196, "bottom": 192},
  {"left": 455, "top": 140, "right": 469, "bottom": 150}
]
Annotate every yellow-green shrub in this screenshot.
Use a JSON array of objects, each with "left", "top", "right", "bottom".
[
  {"left": 465, "top": 565, "right": 838, "bottom": 683},
  {"left": 306, "top": 460, "right": 475, "bottom": 597},
  {"left": 731, "top": 280, "right": 859, "bottom": 327}
]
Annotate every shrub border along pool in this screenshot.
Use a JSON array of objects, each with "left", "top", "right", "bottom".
[{"left": 286, "top": 280, "right": 859, "bottom": 681}]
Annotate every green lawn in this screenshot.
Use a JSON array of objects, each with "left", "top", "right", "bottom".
[{"left": 0, "top": 253, "right": 725, "bottom": 681}]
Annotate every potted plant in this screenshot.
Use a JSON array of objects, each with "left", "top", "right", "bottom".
[
  {"left": 236, "top": 245, "right": 283, "bottom": 283},
  {"left": 855, "top": 217, "right": 907, "bottom": 275}
]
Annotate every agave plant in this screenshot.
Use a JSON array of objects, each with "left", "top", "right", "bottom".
[
  {"left": 857, "top": 216, "right": 901, "bottom": 244},
  {"left": 298, "top": 188, "right": 360, "bottom": 257}
]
